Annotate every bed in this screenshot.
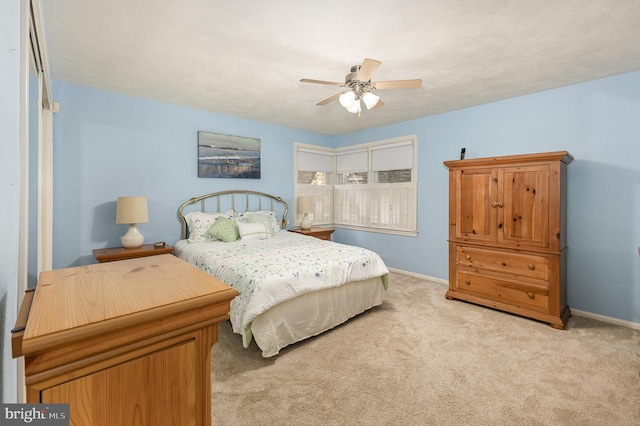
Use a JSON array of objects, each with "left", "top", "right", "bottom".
[{"left": 175, "top": 190, "right": 389, "bottom": 357}]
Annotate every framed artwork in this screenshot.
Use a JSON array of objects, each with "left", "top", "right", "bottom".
[{"left": 198, "top": 131, "right": 261, "bottom": 179}]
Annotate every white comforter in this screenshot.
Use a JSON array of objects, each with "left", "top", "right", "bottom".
[{"left": 175, "top": 231, "right": 389, "bottom": 347}]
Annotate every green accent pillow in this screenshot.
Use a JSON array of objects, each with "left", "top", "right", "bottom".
[{"left": 205, "top": 216, "right": 239, "bottom": 242}]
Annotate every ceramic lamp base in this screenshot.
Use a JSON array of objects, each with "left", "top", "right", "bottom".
[
  {"left": 301, "top": 214, "right": 312, "bottom": 230},
  {"left": 121, "top": 224, "right": 144, "bottom": 248}
]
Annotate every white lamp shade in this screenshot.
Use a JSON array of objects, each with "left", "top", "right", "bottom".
[
  {"left": 339, "top": 91, "right": 356, "bottom": 108},
  {"left": 362, "top": 92, "right": 380, "bottom": 110},
  {"left": 116, "top": 196, "right": 149, "bottom": 224},
  {"left": 297, "top": 196, "right": 315, "bottom": 214}
]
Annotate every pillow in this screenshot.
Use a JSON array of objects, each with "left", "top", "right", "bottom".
[
  {"left": 205, "top": 216, "right": 239, "bottom": 242},
  {"left": 246, "top": 214, "right": 274, "bottom": 232},
  {"left": 237, "top": 221, "right": 271, "bottom": 241},
  {"left": 185, "top": 210, "right": 234, "bottom": 242},
  {"left": 235, "top": 211, "right": 281, "bottom": 234}
]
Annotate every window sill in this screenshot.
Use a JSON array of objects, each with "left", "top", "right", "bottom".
[{"left": 330, "top": 224, "right": 418, "bottom": 237}]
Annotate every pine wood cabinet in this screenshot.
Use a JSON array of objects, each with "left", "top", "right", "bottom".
[
  {"left": 12, "top": 255, "right": 238, "bottom": 425},
  {"left": 444, "top": 151, "right": 573, "bottom": 329}
]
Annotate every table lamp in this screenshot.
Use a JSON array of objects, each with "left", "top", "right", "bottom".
[
  {"left": 116, "top": 196, "right": 149, "bottom": 248},
  {"left": 297, "top": 196, "right": 315, "bottom": 230}
]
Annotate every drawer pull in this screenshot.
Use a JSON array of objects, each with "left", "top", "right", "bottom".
[
  {"left": 528, "top": 263, "right": 535, "bottom": 270},
  {"left": 465, "top": 254, "right": 471, "bottom": 260},
  {"left": 527, "top": 292, "right": 534, "bottom": 299},
  {"left": 464, "top": 279, "right": 471, "bottom": 285}
]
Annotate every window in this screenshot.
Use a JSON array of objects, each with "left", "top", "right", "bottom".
[
  {"left": 294, "top": 147, "right": 334, "bottom": 226},
  {"left": 294, "top": 135, "right": 418, "bottom": 236},
  {"left": 338, "top": 172, "right": 368, "bottom": 184}
]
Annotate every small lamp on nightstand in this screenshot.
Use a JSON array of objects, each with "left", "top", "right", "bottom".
[
  {"left": 297, "top": 195, "right": 315, "bottom": 230},
  {"left": 116, "top": 196, "right": 149, "bottom": 248}
]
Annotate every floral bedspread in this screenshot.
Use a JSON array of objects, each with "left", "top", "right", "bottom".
[{"left": 175, "top": 231, "right": 389, "bottom": 347}]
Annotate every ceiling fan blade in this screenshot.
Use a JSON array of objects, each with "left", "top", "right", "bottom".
[
  {"left": 316, "top": 92, "right": 343, "bottom": 106},
  {"left": 357, "top": 58, "right": 381, "bottom": 82},
  {"left": 373, "top": 99, "right": 385, "bottom": 109},
  {"left": 300, "top": 78, "right": 344, "bottom": 87},
  {"left": 374, "top": 79, "right": 422, "bottom": 90}
]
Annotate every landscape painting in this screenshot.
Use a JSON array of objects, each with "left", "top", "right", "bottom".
[{"left": 198, "top": 131, "right": 261, "bottom": 179}]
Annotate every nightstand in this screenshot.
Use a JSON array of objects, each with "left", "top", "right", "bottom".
[
  {"left": 289, "top": 227, "right": 335, "bottom": 241},
  {"left": 93, "top": 244, "right": 174, "bottom": 263}
]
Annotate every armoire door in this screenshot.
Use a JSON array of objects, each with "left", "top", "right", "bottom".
[
  {"left": 497, "top": 165, "right": 550, "bottom": 248},
  {"left": 452, "top": 167, "right": 497, "bottom": 243}
]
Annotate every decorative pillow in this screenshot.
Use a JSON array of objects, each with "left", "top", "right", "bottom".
[
  {"left": 205, "top": 216, "right": 239, "bottom": 242},
  {"left": 246, "top": 214, "right": 274, "bottom": 232},
  {"left": 237, "top": 221, "right": 271, "bottom": 240},
  {"left": 185, "top": 210, "right": 234, "bottom": 242},
  {"left": 236, "top": 211, "right": 281, "bottom": 234}
]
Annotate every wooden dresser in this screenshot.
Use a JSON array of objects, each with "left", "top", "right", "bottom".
[
  {"left": 12, "top": 254, "right": 238, "bottom": 425},
  {"left": 444, "top": 151, "right": 573, "bottom": 329}
]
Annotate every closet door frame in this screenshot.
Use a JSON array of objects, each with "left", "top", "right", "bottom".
[{"left": 18, "top": 0, "right": 53, "bottom": 400}]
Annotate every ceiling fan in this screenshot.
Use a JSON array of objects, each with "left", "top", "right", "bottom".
[{"left": 300, "top": 58, "right": 422, "bottom": 116}]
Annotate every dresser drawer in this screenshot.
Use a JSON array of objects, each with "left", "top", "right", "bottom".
[
  {"left": 455, "top": 245, "right": 548, "bottom": 281},
  {"left": 454, "top": 271, "right": 549, "bottom": 312}
]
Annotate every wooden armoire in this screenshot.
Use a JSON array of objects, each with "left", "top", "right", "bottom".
[{"left": 444, "top": 151, "right": 573, "bottom": 329}]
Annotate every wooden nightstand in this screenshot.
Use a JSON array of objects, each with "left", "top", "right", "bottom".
[
  {"left": 93, "top": 244, "right": 174, "bottom": 263},
  {"left": 289, "top": 227, "right": 335, "bottom": 241}
]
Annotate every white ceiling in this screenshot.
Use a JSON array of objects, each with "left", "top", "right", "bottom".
[{"left": 40, "top": 0, "right": 640, "bottom": 136}]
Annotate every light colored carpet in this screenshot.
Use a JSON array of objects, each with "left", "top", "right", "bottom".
[{"left": 210, "top": 272, "right": 640, "bottom": 425}]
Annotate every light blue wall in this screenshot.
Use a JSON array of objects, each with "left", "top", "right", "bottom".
[
  {"left": 335, "top": 71, "right": 640, "bottom": 324},
  {"left": 50, "top": 83, "right": 332, "bottom": 268},
  {"left": 52, "top": 71, "right": 640, "bottom": 324}
]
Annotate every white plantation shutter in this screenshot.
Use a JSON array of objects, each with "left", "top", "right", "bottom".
[
  {"left": 354, "top": 188, "right": 369, "bottom": 224},
  {"left": 371, "top": 185, "right": 387, "bottom": 225},
  {"left": 333, "top": 187, "right": 348, "bottom": 223},
  {"left": 334, "top": 186, "right": 368, "bottom": 225},
  {"left": 368, "top": 183, "right": 415, "bottom": 231}
]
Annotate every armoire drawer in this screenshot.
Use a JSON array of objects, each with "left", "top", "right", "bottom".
[
  {"left": 455, "top": 245, "right": 548, "bottom": 281},
  {"left": 454, "top": 270, "right": 549, "bottom": 312}
]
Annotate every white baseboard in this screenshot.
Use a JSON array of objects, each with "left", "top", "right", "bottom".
[
  {"left": 388, "top": 267, "right": 448, "bottom": 286},
  {"left": 388, "top": 267, "right": 640, "bottom": 331},
  {"left": 570, "top": 309, "right": 640, "bottom": 330}
]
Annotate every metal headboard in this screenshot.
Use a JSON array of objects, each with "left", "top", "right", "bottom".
[{"left": 178, "top": 190, "right": 289, "bottom": 239}]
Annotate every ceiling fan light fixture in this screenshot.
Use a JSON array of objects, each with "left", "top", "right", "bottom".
[
  {"left": 301, "top": 58, "right": 422, "bottom": 114},
  {"left": 346, "top": 99, "right": 361, "bottom": 114},
  {"left": 339, "top": 91, "right": 356, "bottom": 108},
  {"left": 362, "top": 92, "right": 380, "bottom": 110}
]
